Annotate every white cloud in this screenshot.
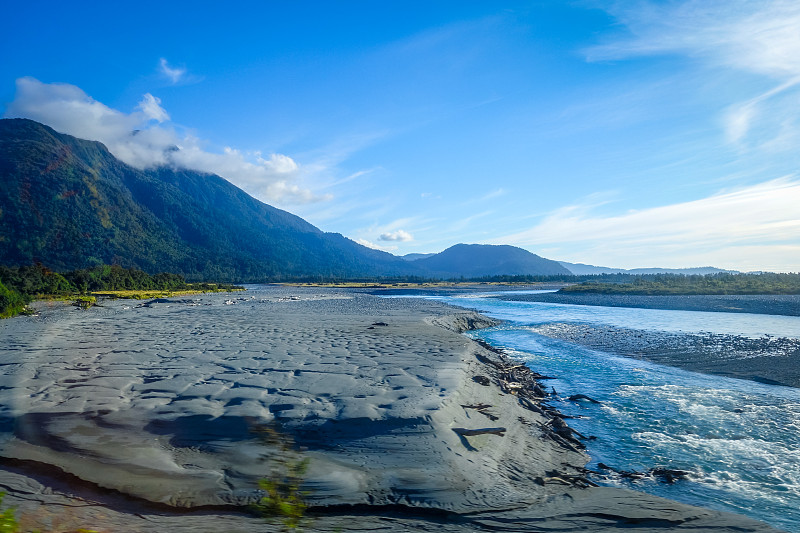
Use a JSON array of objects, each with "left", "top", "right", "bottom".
[
  {"left": 588, "top": 1, "right": 800, "bottom": 149},
  {"left": 724, "top": 102, "right": 757, "bottom": 144},
  {"left": 356, "top": 238, "right": 397, "bottom": 252},
  {"left": 588, "top": 1, "right": 800, "bottom": 77},
  {"left": 136, "top": 93, "right": 170, "bottom": 123},
  {"left": 159, "top": 58, "right": 187, "bottom": 84},
  {"left": 379, "top": 229, "right": 413, "bottom": 242},
  {"left": 495, "top": 178, "right": 800, "bottom": 271},
  {"left": 4, "top": 77, "right": 325, "bottom": 205}
]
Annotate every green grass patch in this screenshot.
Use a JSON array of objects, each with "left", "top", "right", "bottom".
[{"left": 92, "top": 286, "right": 245, "bottom": 300}]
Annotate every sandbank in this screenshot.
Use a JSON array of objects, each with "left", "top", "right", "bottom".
[{"left": 0, "top": 287, "right": 780, "bottom": 531}]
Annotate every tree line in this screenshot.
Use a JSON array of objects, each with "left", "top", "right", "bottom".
[
  {"left": 0, "top": 263, "right": 241, "bottom": 318},
  {"left": 558, "top": 272, "right": 800, "bottom": 295}
]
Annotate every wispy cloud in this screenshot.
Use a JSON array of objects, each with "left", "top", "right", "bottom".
[
  {"left": 158, "top": 58, "right": 189, "bottom": 85},
  {"left": 480, "top": 188, "right": 506, "bottom": 201},
  {"left": 356, "top": 238, "right": 397, "bottom": 252},
  {"left": 4, "top": 77, "right": 325, "bottom": 205},
  {"left": 379, "top": 229, "right": 413, "bottom": 242},
  {"left": 447, "top": 210, "right": 493, "bottom": 233},
  {"left": 588, "top": 1, "right": 800, "bottom": 77},
  {"left": 320, "top": 168, "right": 378, "bottom": 189},
  {"left": 589, "top": 1, "right": 800, "bottom": 149},
  {"left": 495, "top": 178, "right": 800, "bottom": 271},
  {"left": 723, "top": 75, "right": 800, "bottom": 145}
]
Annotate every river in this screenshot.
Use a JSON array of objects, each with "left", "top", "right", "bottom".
[{"left": 386, "top": 289, "right": 800, "bottom": 533}]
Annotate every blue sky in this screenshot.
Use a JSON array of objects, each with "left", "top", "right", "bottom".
[{"left": 3, "top": 1, "right": 799, "bottom": 272}]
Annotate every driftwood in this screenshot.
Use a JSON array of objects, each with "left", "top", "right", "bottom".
[
  {"left": 547, "top": 432, "right": 583, "bottom": 452},
  {"left": 472, "top": 337, "right": 596, "bottom": 454},
  {"left": 529, "top": 383, "right": 547, "bottom": 398},
  {"left": 453, "top": 427, "right": 507, "bottom": 437},
  {"left": 538, "top": 474, "right": 599, "bottom": 488},
  {"left": 500, "top": 380, "right": 523, "bottom": 394},
  {"left": 461, "top": 403, "right": 492, "bottom": 410},
  {"left": 568, "top": 394, "right": 602, "bottom": 404},
  {"left": 518, "top": 396, "right": 545, "bottom": 415},
  {"left": 549, "top": 417, "right": 589, "bottom": 439},
  {"left": 461, "top": 403, "right": 499, "bottom": 421},
  {"left": 534, "top": 420, "right": 584, "bottom": 451},
  {"left": 474, "top": 339, "right": 505, "bottom": 357}
]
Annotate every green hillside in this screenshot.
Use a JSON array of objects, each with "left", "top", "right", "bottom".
[{"left": 0, "top": 119, "right": 412, "bottom": 281}]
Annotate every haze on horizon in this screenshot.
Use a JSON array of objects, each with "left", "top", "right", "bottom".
[{"left": 3, "top": 1, "right": 799, "bottom": 273}]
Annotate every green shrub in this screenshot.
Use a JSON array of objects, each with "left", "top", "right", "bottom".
[
  {"left": 0, "top": 492, "right": 19, "bottom": 533},
  {"left": 251, "top": 424, "right": 312, "bottom": 531},
  {"left": 0, "top": 281, "right": 30, "bottom": 319},
  {"left": 71, "top": 295, "right": 97, "bottom": 309}
]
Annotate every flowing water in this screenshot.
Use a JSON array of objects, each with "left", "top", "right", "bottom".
[{"left": 388, "top": 290, "right": 800, "bottom": 532}]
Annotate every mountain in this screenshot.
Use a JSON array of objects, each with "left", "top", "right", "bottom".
[
  {"left": 0, "top": 119, "right": 577, "bottom": 282},
  {"left": 558, "top": 262, "right": 738, "bottom": 276},
  {"left": 414, "top": 244, "right": 571, "bottom": 278},
  {"left": 401, "top": 253, "right": 436, "bottom": 261},
  {"left": 0, "top": 119, "right": 414, "bottom": 281}
]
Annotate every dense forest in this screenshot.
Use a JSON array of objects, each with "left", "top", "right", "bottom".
[
  {"left": 559, "top": 272, "right": 800, "bottom": 295},
  {"left": 0, "top": 119, "right": 415, "bottom": 281},
  {"left": 0, "top": 264, "right": 240, "bottom": 318}
]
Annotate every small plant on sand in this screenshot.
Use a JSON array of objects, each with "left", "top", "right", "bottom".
[
  {"left": 71, "top": 295, "right": 97, "bottom": 309},
  {"left": 251, "top": 423, "right": 311, "bottom": 531},
  {"left": 0, "top": 492, "right": 19, "bottom": 533}
]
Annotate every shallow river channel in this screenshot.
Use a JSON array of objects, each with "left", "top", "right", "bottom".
[{"left": 392, "top": 290, "right": 800, "bottom": 532}]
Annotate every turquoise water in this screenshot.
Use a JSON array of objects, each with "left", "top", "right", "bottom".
[
  {"left": 447, "top": 290, "right": 800, "bottom": 338},
  {"left": 390, "top": 290, "right": 800, "bottom": 532}
]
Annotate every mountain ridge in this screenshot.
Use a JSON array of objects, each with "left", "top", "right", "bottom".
[
  {"left": 558, "top": 261, "right": 738, "bottom": 276},
  {"left": 414, "top": 244, "right": 571, "bottom": 278},
  {"left": 3, "top": 118, "right": 656, "bottom": 282},
  {"left": 0, "top": 118, "right": 414, "bottom": 281}
]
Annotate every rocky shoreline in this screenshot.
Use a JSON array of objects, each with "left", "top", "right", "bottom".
[{"left": 0, "top": 287, "right": 782, "bottom": 531}]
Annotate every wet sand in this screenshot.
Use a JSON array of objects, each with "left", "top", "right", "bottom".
[
  {"left": 526, "top": 322, "right": 800, "bottom": 388},
  {"left": 0, "top": 287, "right": 780, "bottom": 531}
]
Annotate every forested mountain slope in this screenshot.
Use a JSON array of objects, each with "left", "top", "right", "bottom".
[{"left": 0, "top": 119, "right": 413, "bottom": 281}]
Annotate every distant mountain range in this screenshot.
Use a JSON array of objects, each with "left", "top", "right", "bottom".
[
  {"left": 401, "top": 253, "right": 436, "bottom": 261},
  {"left": 0, "top": 119, "right": 573, "bottom": 281},
  {"left": 557, "top": 261, "right": 738, "bottom": 276},
  {"left": 0, "top": 119, "right": 734, "bottom": 282}
]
